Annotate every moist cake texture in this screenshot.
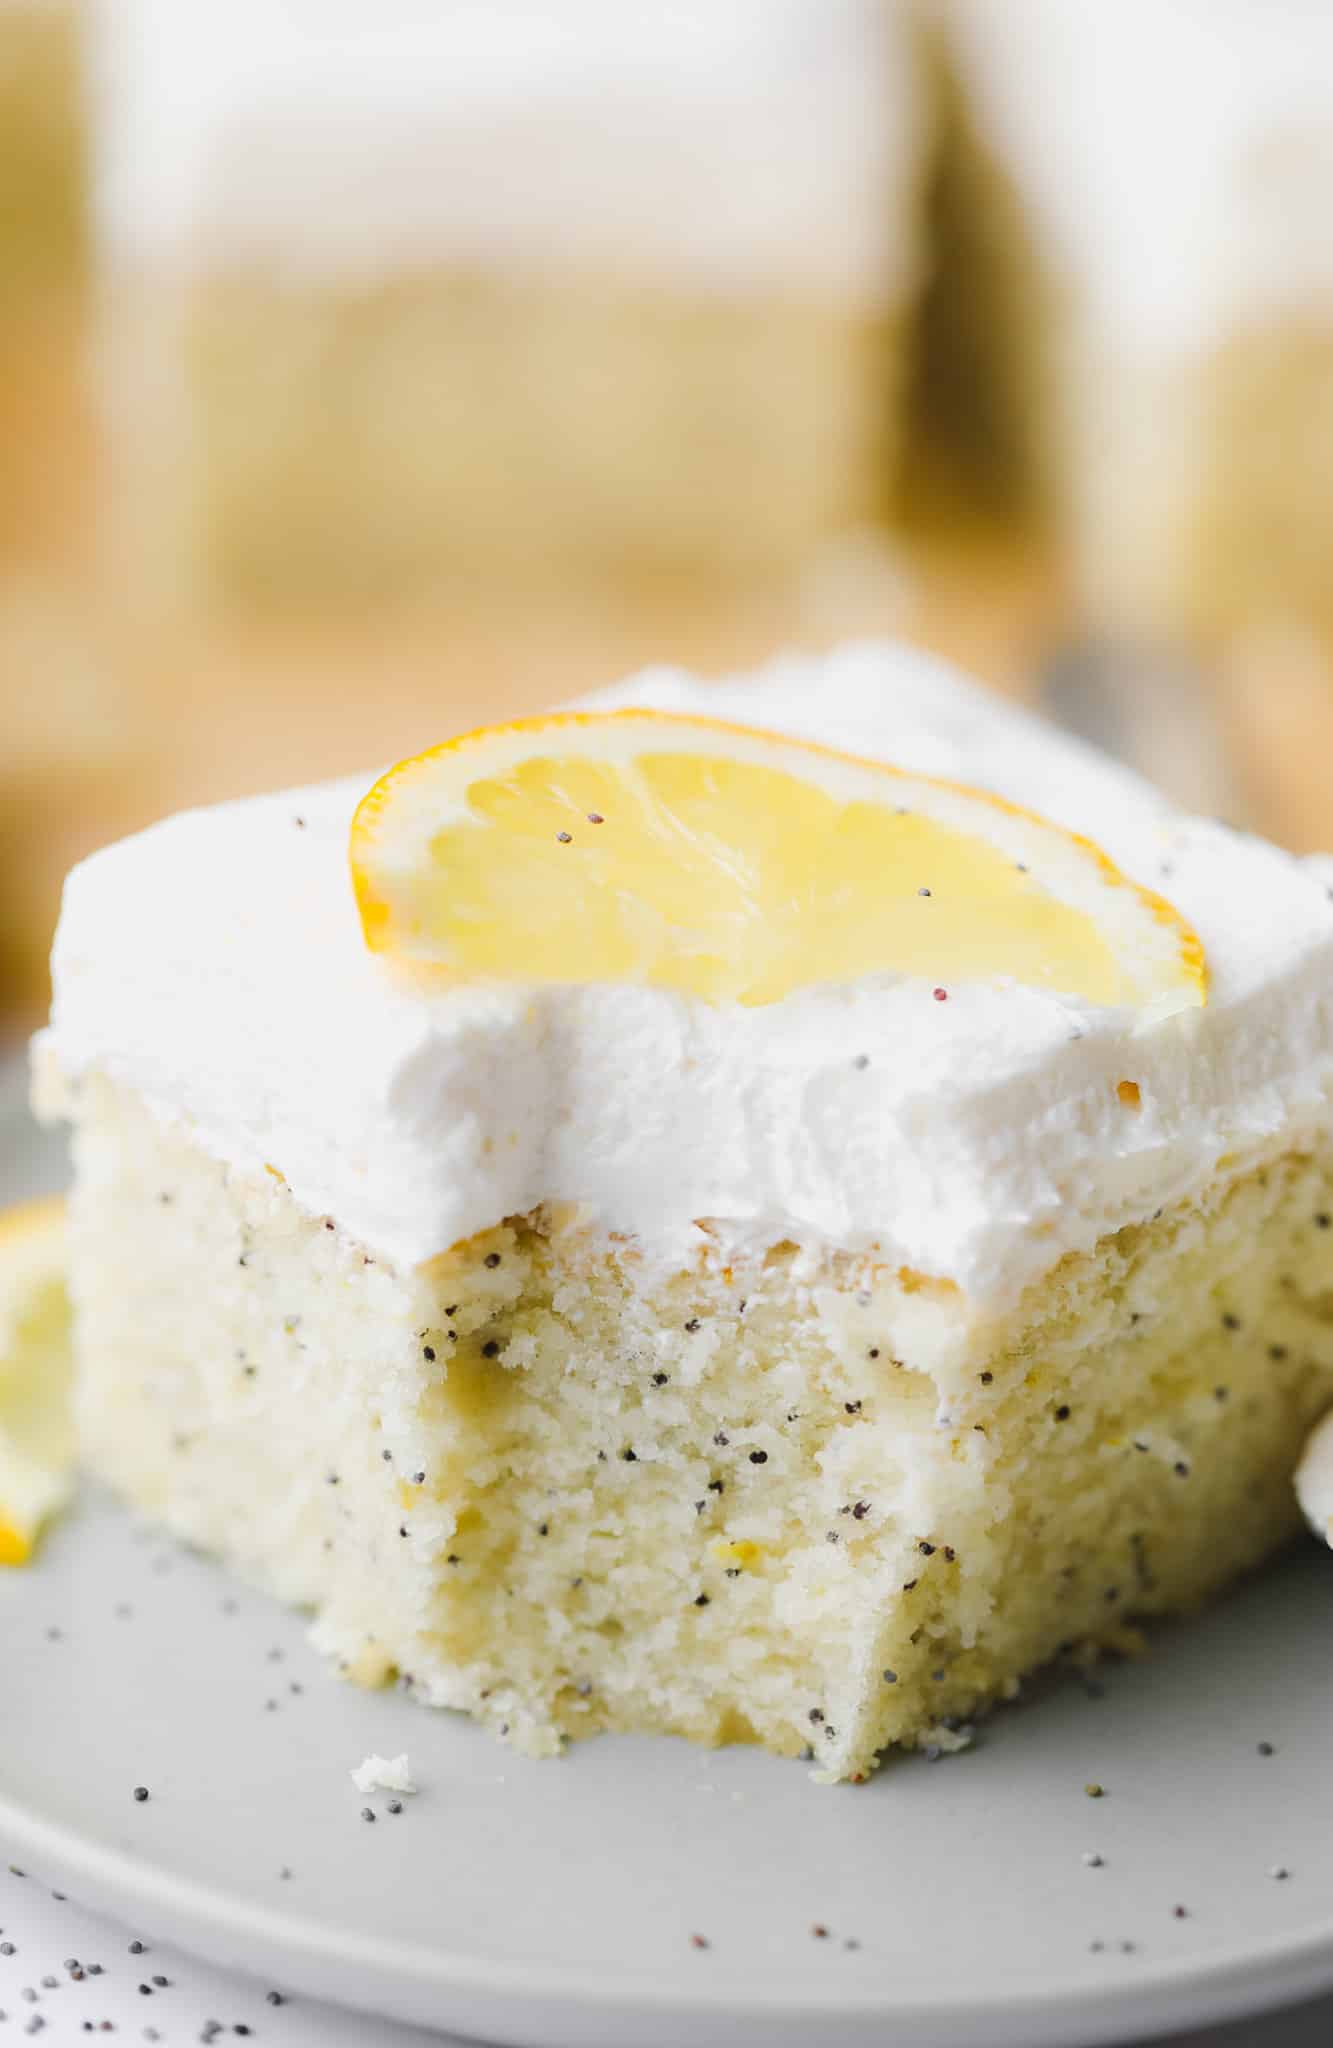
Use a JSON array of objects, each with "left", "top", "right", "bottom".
[{"left": 36, "top": 643, "right": 1333, "bottom": 1778}]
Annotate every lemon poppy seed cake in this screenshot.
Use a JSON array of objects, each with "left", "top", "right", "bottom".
[{"left": 33, "top": 643, "right": 1333, "bottom": 1780}]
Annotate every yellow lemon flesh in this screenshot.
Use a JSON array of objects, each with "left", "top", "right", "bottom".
[
  {"left": 0, "top": 1197, "right": 73, "bottom": 1565},
  {"left": 351, "top": 711, "right": 1206, "bottom": 1018}
]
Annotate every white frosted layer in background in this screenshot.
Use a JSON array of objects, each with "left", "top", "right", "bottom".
[
  {"left": 89, "top": 0, "right": 921, "bottom": 298},
  {"left": 949, "top": 0, "right": 1333, "bottom": 359}
]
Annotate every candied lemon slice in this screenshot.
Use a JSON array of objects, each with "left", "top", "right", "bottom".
[
  {"left": 350, "top": 711, "right": 1206, "bottom": 1016},
  {"left": 0, "top": 1197, "right": 73, "bottom": 1566}
]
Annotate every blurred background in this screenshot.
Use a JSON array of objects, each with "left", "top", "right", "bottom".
[{"left": 3, "top": 0, "right": 1332, "bottom": 1030}]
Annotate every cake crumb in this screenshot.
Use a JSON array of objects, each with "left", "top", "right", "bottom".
[
  {"left": 350, "top": 1752, "right": 416, "bottom": 1796},
  {"left": 919, "top": 1722, "right": 973, "bottom": 1755}
]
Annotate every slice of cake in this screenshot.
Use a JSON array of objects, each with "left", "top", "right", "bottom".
[
  {"left": 943, "top": 0, "right": 1333, "bottom": 843},
  {"left": 91, "top": 0, "right": 924, "bottom": 614},
  {"left": 34, "top": 643, "right": 1333, "bottom": 1780}
]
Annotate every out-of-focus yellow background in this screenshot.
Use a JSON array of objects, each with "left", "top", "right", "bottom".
[{"left": 3, "top": 0, "right": 1332, "bottom": 1030}]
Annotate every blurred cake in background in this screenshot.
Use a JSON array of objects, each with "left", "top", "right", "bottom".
[
  {"left": 90, "top": 0, "right": 928, "bottom": 616},
  {"left": 941, "top": 0, "right": 1333, "bottom": 846},
  {"left": 0, "top": 599, "right": 155, "bottom": 1020},
  {"left": 0, "top": 0, "right": 113, "bottom": 1022},
  {"left": 889, "top": 12, "right": 1056, "bottom": 570},
  {"left": 0, "top": 0, "right": 88, "bottom": 575},
  {"left": 1183, "top": 15, "right": 1333, "bottom": 853},
  {"left": 12, "top": 0, "right": 1333, "bottom": 1024}
]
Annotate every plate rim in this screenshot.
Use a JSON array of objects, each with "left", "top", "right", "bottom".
[{"left": 6, "top": 1763, "right": 1333, "bottom": 2048}]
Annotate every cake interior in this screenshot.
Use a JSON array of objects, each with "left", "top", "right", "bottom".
[
  {"left": 1185, "top": 318, "right": 1333, "bottom": 653},
  {"left": 102, "top": 276, "right": 899, "bottom": 610},
  {"left": 56, "top": 1069, "right": 1333, "bottom": 1781}
]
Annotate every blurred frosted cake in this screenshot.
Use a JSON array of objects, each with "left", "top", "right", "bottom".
[
  {"left": 0, "top": 0, "right": 111, "bottom": 1017},
  {"left": 35, "top": 642, "right": 1333, "bottom": 1779},
  {"left": 942, "top": 0, "right": 1333, "bottom": 836},
  {"left": 888, "top": 10, "right": 1056, "bottom": 563},
  {"left": 90, "top": 0, "right": 925, "bottom": 611},
  {"left": 0, "top": 0, "right": 86, "bottom": 568}
]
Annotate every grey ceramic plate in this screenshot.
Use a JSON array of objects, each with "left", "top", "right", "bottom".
[{"left": 5, "top": 1058, "right": 1333, "bottom": 2048}]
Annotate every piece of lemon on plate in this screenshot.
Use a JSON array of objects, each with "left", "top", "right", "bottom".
[
  {"left": 1295, "top": 1406, "right": 1333, "bottom": 1546},
  {"left": 351, "top": 710, "right": 1206, "bottom": 1017},
  {"left": 0, "top": 1196, "right": 73, "bottom": 1565}
]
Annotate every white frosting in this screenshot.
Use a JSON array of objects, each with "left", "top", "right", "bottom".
[
  {"left": 950, "top": 0, "right": 1333, "bottom": 359},
  {"left": 90, "top": 0, "right": 918, "bottom": 300},
  {"left": 41, "top": 642, "right": 1333, "bottom": 1308}
]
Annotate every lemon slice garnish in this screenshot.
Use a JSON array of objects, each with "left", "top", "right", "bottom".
[
  {"left": 350, "top": 711, "right": 1206, "bottom": 1016},
  {"left": 0, "top": 1197, "right": 72, "bottom": 1565}
]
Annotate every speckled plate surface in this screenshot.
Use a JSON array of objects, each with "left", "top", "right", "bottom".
[{"left": 7, "top": 1056, "right": 1333, "bottom": 2048}]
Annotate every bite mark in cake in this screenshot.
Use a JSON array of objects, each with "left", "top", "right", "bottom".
[{"left": 34, "top": 642, "right": 1333, "bottom": 1777}]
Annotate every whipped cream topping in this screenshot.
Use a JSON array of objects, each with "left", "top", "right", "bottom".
[
  {"left": 90, "top": 0, "right": 919, "bottom": 301},
  {"left": 41, "top": 642, "right": 1333, "bottom": 1309}
]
